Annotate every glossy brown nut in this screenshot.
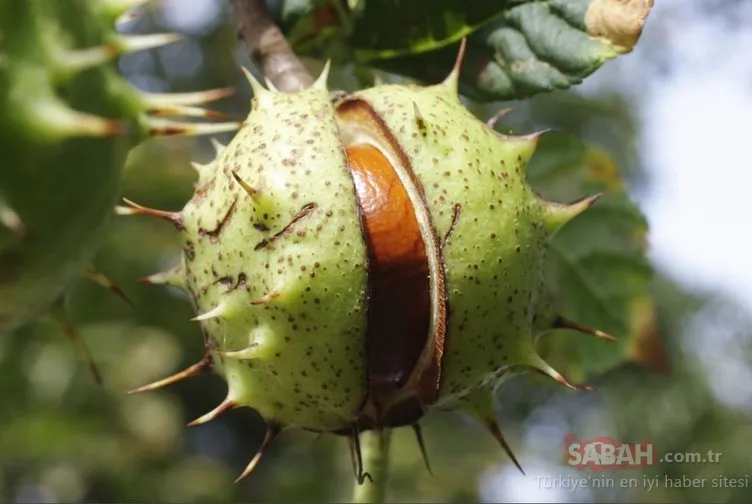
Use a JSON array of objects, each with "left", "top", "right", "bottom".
[{"left": 347, "top": 144, "right": 431, "bottom": 407}]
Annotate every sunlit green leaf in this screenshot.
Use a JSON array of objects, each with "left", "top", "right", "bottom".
[
  {"left": 277, "top": 0, "right": 653, "bottom": 101},
  {"left": 525, "top": 132, "right": 657, "bottom": 382}
]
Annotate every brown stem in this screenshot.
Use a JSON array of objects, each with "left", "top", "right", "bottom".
[{"left": 229, "top": 0, "right": 315, "bottom": 92}]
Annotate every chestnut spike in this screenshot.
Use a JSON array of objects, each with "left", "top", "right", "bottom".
[
  {"left": 250, "top": 289, "right": 282, "bottom": 306},
  {"left": 486, "top": 107, "right": 513, "bottom": 129},
  {"left": 313, "top": 60, "right": 332, "bottom": 91},
  {"left": 218, "top": 344, "right": 261, "bottom": 361},
  {"left": 115, "top": 8, "right": 141, "bottom": 26},
  {"left": 231, "top": 171, "right": 258, "bottom": 199},
  {"left": 116, "top": 198, "right": 184, "bottom": 229},
  {"left": 553, "top": 316, "right": 617, "bottom": 342},
  {"left": 486, "top": 418, "right": 525, "bottom": 475},
  {"left": 347, "top": 433, "right": 360, "bottom": 482},
  {"left": 127, "top": 356, "right": 211, "bottom": 395},
  {"left": 84, "top": 266, "right": 135, "bottom": 307},
  {"left": 540, "top": 193, "right": 602, "bottom": 236},
  {"left": 139, "top": 87, "right": 235, "bottom": 107},
  {"left": 191, "top": 161, "right": 211, "bottom": 177},
  {"left": 56, "top": 34, "right": 183, "bottom": 75},
  {"left": 58, "top": 45, "right": 119, "bottom": 74},
  {"left": 145, "top": 117, "right": 242, "bottom": 137},
  {"left": 453, "top": 387, "right": 525, "bottom": 474},
  {"left": 411, "top": 423, "right": 433, "bottom": 476},
  {"left": 116, "top": 33, "right": 182, "bottom": 54},
  {"left": 234, "top": 424, "right": 281, "bottom": 484},
  {"left": 441, "top": 37, "right": 467, "bottom": 93},
  {"left": 495, "top": 128, "right": 552, "bottom": 147},
  {"left": 139, "top": 265, "right": 186, "bottom": 289},
  {"left": 263, "top": 77, "right": 279, "bottom": 92},
  {"left": 37, "top": 100, "right": 127, "bottom": 138},
  {"left": 491, "top": 129, "right": 542, "bottom": 167},
  {"left": 347, "top": 426, "right": 373, "bottom": 485},
  {"left": 187, "top": 398, "right": 237, "bottom": 427},
  {"left": 147, "top": 105, "right": 230, "bottom": 120},
  {"left": 412, "top": 102, "right": 425, "bottom": 124},
  {"left": 241, "top": 67, "right": 268, "bottom": 98},
  {"left": 519, "top": 129, "right": 553, "bottom": 142},
  {"left": 530, "top": 356, "right": 593, "bottom": 392},
  {"left": 219, "top": 327, "right": 269, "bottom": 360},
  {"left": 190, "top": 301, "right": 229, "bottom": 322},
  {"left": 210, "top": 138, "right": 227, "bottom": 157},
  {"left": 50, "top": 299, "right": 102, "bottom": 385}
]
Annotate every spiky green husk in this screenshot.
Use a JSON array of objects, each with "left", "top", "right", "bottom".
[
  {"left": 0, "top": 0, "right": 238, "bottom": 336},
  {"left": 129, "top": 45, "right": 613, "bottom": 481},
  {"left": 340, "top": 82, "right": 566, "bottom": 404},
  {"left": 179, "top": 75, "right": 371, "bottom": 433}
]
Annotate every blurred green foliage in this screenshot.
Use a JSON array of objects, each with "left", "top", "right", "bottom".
[{"left": 1, "top": 2, "right": 751, "bottom": 503}]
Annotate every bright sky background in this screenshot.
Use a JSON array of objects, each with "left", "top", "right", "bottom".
[{"left": 636, "top": 1, "right": 752, "bottom": 314}]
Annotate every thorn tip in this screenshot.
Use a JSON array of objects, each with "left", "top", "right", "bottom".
[
  {"left": 486, "top": 419, "right": 525, "bottom": 475},
  {"left": 486, "top": 108, "right": 513, "bottom": 129},
  {"left": 210, "top": 138, "right": 227, "bottom": 157},
  {"left": 541, "top": 193, "right": 602, "bottom": 235},
  {"left": 314, "top": 60, "right": 332, "bottom": 90},
  {"left": 139, "top": 265, "right": 185, "bottom": 289},
  {"left": 442, "top": 37, "right": 467, "bottom": 91},
  {"left": 52, "top": 304, "right": 103, "bottom": 385},
  {"left": 140, "top": 87, "right": 235, "bottom": 107},
  {"left": 146, "top": 117, "right": 241, "bottom": 138},
  {"left": 127, "top": 356, "right": 210, "bottom": 394},
  {"left": 241, "top": 67, "right": 267, "bottom": 97},
  {"left": 532, "top": 360, "right": 593, "bottom": 392},
  {"left": 39, "top": 100, "right": 127, "bottom": 138},
  {"left": 191, "top": 302, "right": 227, "bottom": 322},
  {"left": 263, "top": 77, "right": 278, "bottom": 92},
  {"left": 187, "top": 399, "right": 237, "bottom": 427},
  {"left": 148, "top": 105, "right": 230, "bottom": 120},
  {"left": 218, "top": 344, "right": 260, "bottom": 361},
  {"left": 231, "top": 171, "right": 258, "bottom": 199},
  {"left": 554, "top": 316, "right": 618, "bottom": 342},
  {"left": 411, "top": 423, "right": 433, "bottom": 476},
  {"left": 84, "top": 267, "right": 135, "bottom": 307},
  {"left": 234, "top": 424, "right": 281, "bottom": 483},
  {"left": 118, "top": 198, "right": 184, "bottom": 229},
  {"left": 117, "top": 33, "right": 182, "bottom": 53},
  {"left": 250, "top": 289, "right": 281, "bottom": 305}
]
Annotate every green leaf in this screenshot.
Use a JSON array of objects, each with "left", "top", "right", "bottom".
[
  {"left": 275, "top": 0, "right": 653, "bottom": 101},
  {"left": 526, "top": 132, "right": 658, "bottom": 382}
]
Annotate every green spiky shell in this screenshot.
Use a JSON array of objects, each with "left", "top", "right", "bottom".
[
  {"left": 179, "top": 78, "right": 370, "bottom": 432},
  {"left": 0, "top": 0, "right": 137, "bottom": 332},
  {"left": 340, "top": 76, "right": 584, "bottom": 412},
  {"left": 0, "top": 0, "right": 238, "bottom": 335},
  {"left": 132, "top": 47, "right": 607, "bottom": 479},
  {"left": 337, "top": 81, "right": 559, "bottom": 406}
]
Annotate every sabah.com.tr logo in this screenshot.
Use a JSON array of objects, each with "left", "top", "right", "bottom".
[{"left": 563, "top": 434, "right": 723, "bottom": 471}]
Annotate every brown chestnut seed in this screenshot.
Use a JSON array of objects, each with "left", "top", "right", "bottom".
[
  {"left": 347, "top": 144, "right": 432, "bottom": 422},
  {"left": 336, "top": 100, "right": 449, "bottom": 432}
]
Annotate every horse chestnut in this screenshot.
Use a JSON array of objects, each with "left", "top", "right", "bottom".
[{"left": 124, "top": 41, "right": 613, "bottom": 482}]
